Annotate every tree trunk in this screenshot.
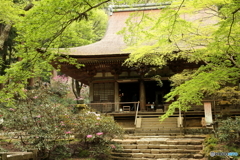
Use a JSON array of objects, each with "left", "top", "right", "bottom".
[
  {"left": 72, "top": 79, "right": 83, "bottom": 104},
  {"left": 0, "top": 24, "right": 12, "bottom": 50},
  {"left": 0, "top": 83, "right": 4, "bottom": 90}
]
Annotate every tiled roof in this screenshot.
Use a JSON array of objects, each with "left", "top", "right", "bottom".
[
  {"left": 68, "top": 11, "right": 129, "bottom": 56},
  {"left": 68, "top": 9, "right": 160, "bottom": 56},
  {"left": 68, "top": 5, "right": 217, "bottom": 56}
]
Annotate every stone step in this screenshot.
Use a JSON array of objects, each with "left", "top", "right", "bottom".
[
  {"left": 120, "top": 141, "right": 204, "bottom": 146},
  {"left": 113, "top": 139, "right": 204, "bottom": 145},
  {"left": 140, "top": 122, "right": 177, "bottom": 124},
  {"left": 111, "top": 135, "right": 205, "bottom": 160},
  {"left": 141, "top": 119, "right": 177, "bottom": 122},
  {"left": 137, "top": 124, "right": 178, "bottom": 127},
  {"left": 138, "top": 128, "right": 179, "bottom": 132},
  {"left": 141, "top": 123, "right": 177, "bottom": 126},
  {"left": 110, "top": 156, "right": 205, "bottom": 160},
  {"left": 122, "top": 134, "right": 207, "bottom": 139},
  {"left": 141, "top": 118, "right": 177, "bottom": 121},
  {"left": 121, "top": 144, "right": 202, "bottom": 150},
  {"left": 140, "top": 126, "right": 178, "bottom": 129},
  {"left": 133, "top": 133, "right": 182, "bottom": 136},
  {"left": 135, "top": 129, "right": 181, "bottom": 133},
  {"left": 110, "top": 152, "right": 203, "bottom": 159},
  {"left": 114, "top": 149, "right": 201, "bottom": 153},
  {"left": 111, "top": 135, "right": 206, "bottom": 160},
  {"left": 135, "top": 127, "right": 180, "bottom": 130},
  {"left": 134, "top": 133, "right": 207, "bottom": 137},
  {"left": 140, "top": 123, "right": 177, "bottom": 125}
]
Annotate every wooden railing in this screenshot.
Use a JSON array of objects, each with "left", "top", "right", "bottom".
[
  {"left": 134, "top": 101, "right": 140, "bottom": 125},
  {"left": 87, "top": 103, "right": 114, "bottom": 113},
  {"left": 87, "top": 102, "right": 140, "bottom": 113}
]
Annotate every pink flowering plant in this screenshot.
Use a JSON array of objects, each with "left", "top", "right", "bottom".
[
  {"left": 2, "top": 80, "right": 123, "bottom": 159},
  {"left": 71, "top": 109, "right": 124, "bottom": 159},
  {"left": 51, "top": 75, "right": 71, "bottom": 97},
  {"left": 2, "top": 83, "right": 75, "bottom": 159}
]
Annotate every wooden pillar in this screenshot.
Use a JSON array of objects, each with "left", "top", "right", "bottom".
[
  {"left": 114, "top": 81, "right": 119, "bottom": 111},
  {"left": 111, "top": 65, "right": 121, "bottom": 112},
  {"left": 139, "top": 79, "right": 146, "bottom": 111}
]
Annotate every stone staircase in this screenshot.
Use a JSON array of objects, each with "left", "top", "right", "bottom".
[
  {"left": 135, "top": 117, "right": 181, "bottom": 136},
  {"left": 111, "top": 116, "right": 207, "bottom": 160},
  {"left": 111, "top": 135, "right": 206, "bottom": 160}
]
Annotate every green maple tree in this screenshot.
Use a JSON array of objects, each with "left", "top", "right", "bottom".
[
  {"left": 0, "top": 0, "right": 110, "bottom": 106},
  {"left": 121, "top": 0, "right": 240, "bottom": 119}
]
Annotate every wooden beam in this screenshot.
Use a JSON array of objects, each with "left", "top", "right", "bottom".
[{"left": 117, "top": 79, "right": 138, "bottom": 83}]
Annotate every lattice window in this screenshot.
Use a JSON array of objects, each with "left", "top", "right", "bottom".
[{"left": 93, "top": 83, "right": 114, "bottom": 102}]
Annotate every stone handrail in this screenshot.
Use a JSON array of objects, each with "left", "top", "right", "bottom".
[{"left": 0, "top": 150, "right": 37, "bottom": 160}]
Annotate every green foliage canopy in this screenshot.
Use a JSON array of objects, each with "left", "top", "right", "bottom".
[
  {"left": 121, "top": 0, "right": 240, "bottom": 119},
  {"left": 0, "top": 0, "right": 109, "bottom": 106}
]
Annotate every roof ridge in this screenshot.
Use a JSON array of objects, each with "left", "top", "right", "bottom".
[{"left": 107, "top": 3, "right": 170, "bottom": 14}]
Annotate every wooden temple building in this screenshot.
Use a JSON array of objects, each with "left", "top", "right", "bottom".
[{"left": 54, "top": 4, "right": 240, "bottom": 134}]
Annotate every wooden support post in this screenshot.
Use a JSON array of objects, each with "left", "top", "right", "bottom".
[
  {"left": 114, "top": 81, "right": 119, "bottom": 112},
  {"left": 139, "top": 79, "right": 146, "bottom": 111}
]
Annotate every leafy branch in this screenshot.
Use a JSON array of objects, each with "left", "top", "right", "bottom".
[
  {"left": 0, "top": 2, "right": 34, "bottom": 50},
  {"left": 226, "top": 8, "right": 239, "bottom": 50},
  {"left": 168, "top": 0, "right": 185, "bottom": 42},
  {"left": 226, "top": 7, "right": 240, "bottom": 68},
  {"left": 40, "top": 0, "right": 110, "bottom": 53}
]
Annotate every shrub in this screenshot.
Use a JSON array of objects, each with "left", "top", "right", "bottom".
[
  {"left": 2, "top": 85, "right": 75, "bottom": 159},
  {"left": 203, "top": 135, "right": 218, "bottom": 154},
  {"left": 203, "top": 118, "right": 240, "bottom": 160},
  {"left": 51, "top": 75, "right": 71, "bottom": 97},
  {"left": 217, "top": 117, "right": 240, "bottom": 144},
  {"left": 1, "top": 79, "right": 123, "bottom": 160},
  {"left": 70, "top": 109, "right": 124, "bottom": 159}
]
